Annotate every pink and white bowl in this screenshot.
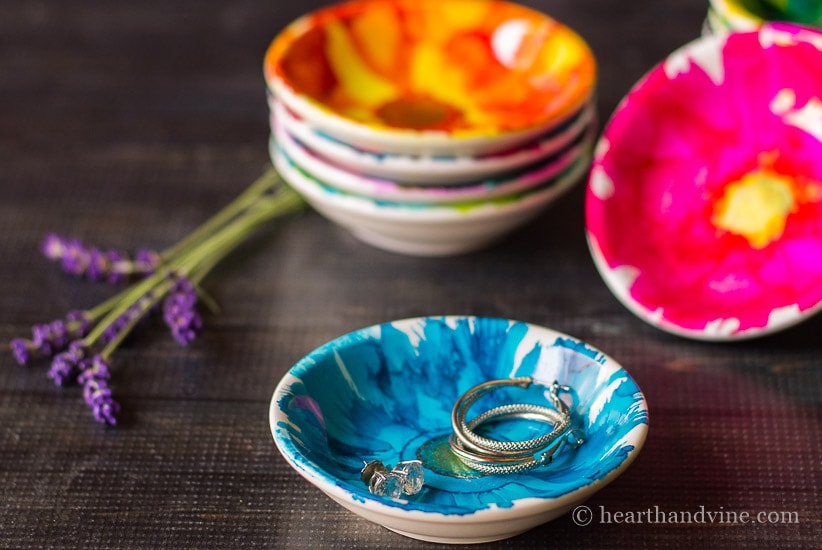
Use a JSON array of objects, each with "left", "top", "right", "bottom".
[{"left": 586, "top": 23, "right": 822, "bottom": 341}]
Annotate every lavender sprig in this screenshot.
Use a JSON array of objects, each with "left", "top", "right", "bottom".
[
  {"left": 48, "top": 342, "right": 88, "bottom": 386},
  {"left": 83, "top": 373, "right": 120, "bottom": 426},
  {"left": 10, "top": 167, "right": 305, "bottom": 427},
  {"left": 10, "top": 310, "right": 92, "bottom": 366},
  {"left": 42, "top": 233, "right": 160, "bottom": 283},
  {"left": 163, "top": 278, "right": 203, "bottom": 346},
  {"left": 99, "top": 293, "right": 157, "bottom": 345},
  {"left": 78, "top": 354, "right": 111, "bottom": 385}
]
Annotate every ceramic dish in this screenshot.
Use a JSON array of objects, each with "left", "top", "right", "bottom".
[
  {"left": 586, "top": 24, "right": 822, "bottom": 340},
  {"left": 709, "top": 0, "right": 822, "bottom": 31},
  {"left": 272, "top": 98, "right": 597, "bottom": 185},
  {"left": 765, "top": 0, "right": 822, "bottom": 25},
  {"left": 263, "top": 0, "right": 597, "bottom": 156},
  {"left": 269, "top": 316, "right": 649, "bottom": 544},
  {"left": 272, "top": 137, "right": 590, "bottom": 256},
  {"left": 274, "top": 111, "right": 595, "bottom": 205},
  {"left": 709, "top": 0, "right": 770, "bottom": 31}
]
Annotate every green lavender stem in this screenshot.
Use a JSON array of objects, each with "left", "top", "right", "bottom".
[
  {"left": 84, "top": 178, "right": 303, "bottom": 349},
  {"left": 160, "top": 167, "right": 287, "bottom": 263}
]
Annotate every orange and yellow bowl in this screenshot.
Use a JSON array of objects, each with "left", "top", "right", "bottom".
[{"left": 264, "top": 0, "right": 597, "bottom": 156}]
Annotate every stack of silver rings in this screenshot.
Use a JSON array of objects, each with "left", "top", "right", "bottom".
[{"left": 449, "top": 377, "right": 584, "bottom": 475}]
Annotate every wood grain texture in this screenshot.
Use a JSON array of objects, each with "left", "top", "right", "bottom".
[{"left": 1, "top": 1, "right": 819, "bottom": 548}]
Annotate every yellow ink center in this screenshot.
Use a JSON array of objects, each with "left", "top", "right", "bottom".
[{"left": 712, "top": 168, "right": 798, "bottom": 250}]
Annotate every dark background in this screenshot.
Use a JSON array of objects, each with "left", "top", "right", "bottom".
[{"left": 1, "top": 1, "right": 819, "bottom": 548}]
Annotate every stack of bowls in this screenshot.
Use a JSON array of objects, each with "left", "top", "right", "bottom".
[
  {"left": 263, "top": 0, "right": 597, "bottom": 256},
  {"left": 705, "top": 0, "right": 822, "bottom": 34}
]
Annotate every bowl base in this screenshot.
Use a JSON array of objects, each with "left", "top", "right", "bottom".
[
  {"left": 384, "top": 526, "right": 529, "bottom": 545},
  {"left": 349, "top": 227, "right": 499, "bottom": 257}
]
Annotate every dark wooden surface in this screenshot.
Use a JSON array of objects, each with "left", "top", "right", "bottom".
[{"left": 1, "top": 1, "right": 820, "bottom": 548}]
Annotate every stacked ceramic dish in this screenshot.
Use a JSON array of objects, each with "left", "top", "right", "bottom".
[
  {"left": 263, "top": 0, "right": 597, "bottom": 256},
  {"left": 705, "top": 0, "right": 822, "bottom": 34}
]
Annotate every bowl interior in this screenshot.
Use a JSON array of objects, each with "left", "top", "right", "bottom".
[
  {"left": 264, "top": 0, "right": 596, "bottom": 138},
  {"left": 271, "top": 317, "right": 648, "bottom": 516},
  {"left": 586, "top": 24, "right": 822, "bottom": 340}
]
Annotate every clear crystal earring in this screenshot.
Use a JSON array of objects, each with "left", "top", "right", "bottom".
[
  {"left": 391, "top": 459, "right": 424, "bottom": 495},
  {"left": 361, "top": 459, "right": 424, "bottom": 498},
  {"left": 360, "top": 460, "right": 403, "bottom": 499}
]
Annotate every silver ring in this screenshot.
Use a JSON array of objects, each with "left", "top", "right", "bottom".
[
  {"left": 449, "top": 430, "right": 576, "bottom": 475},
  {"left": 459, "top": 401, "right": 570, "bottom": 455},
  {"left": 449, "top": 377, "right": 583, "bottom": 474},
  {"left": 451, "top": 377, "right": 570, "bottom": 454}
]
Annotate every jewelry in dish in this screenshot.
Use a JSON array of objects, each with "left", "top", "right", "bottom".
[
  {"left": 450, "top": 377, "right": 584, "bottom": 475},
  {"left": 361, "top": 459, "right": 425, "bottom": 499}
]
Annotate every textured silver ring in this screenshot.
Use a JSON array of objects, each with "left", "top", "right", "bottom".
[
  {"left": 449, "top": 429, "right": 576, "bottom": 475},
  {"left": 459, "top": 401, "right": 570, "bottom": 455},
  {"left": 451, "top": 377, "right": 571, "bottom": 454},
  {"left": 449, "top": 377, "right": 583, "bottom": 474}
]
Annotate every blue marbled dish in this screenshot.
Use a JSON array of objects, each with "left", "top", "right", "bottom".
[{"left": 269, "top": 317, "right": 648, "bottom": 542}]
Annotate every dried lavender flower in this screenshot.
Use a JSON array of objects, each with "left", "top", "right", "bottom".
[
  {"left": 10, "top": 339, "right": 31, "bottom": 365},
  {"left": 31, "top": 324, "right": 54, "bottom": 356},
  {"left": 40, "top": 233, "right": 158, "bottom": 283},
  {"left": 62, "top": 238, "right": 89, "bottom": 276},
  {"left": 66, "top": 310, "right": 93, "bottom": 337},
  {"left": 163, "top": 278, "right": 202, "bottom": 346},
  {"left": 40, "top": 232, "right": 64, "bottom": 260},
  {"left": 99, "top": 295, "right": 153, "bottom": 345},
  {"left": 47, "top": 342, "right": 88, "bottom": 386},
  {"left": 9, "top": 311, "right": 93, "bottom": 366},
  {"left": 48, "top": 320, "right": 69, "bottom": 348},
  {"left": 135, "top": 249, "right": 161, "bottom": 275},
  {"left": 82, "top": 371, "right": 120, "bottom": 426},
  {"left": 77, "top": 355, "right": 111, "bottom": 385}
]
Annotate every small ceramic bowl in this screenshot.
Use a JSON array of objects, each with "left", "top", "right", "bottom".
[
  {"left": 709, "top": 0, "right": 770, "bottom": 31},
  {"left": 274, "top": 108, "right": 595, "bottom": 205},
  {"left": 269, "top": 316, "right": 648, "bottom": 544},
  {"left": 586, "top": 24, "right": 822, "bottom": 340},
  {"left": 273, "top": 97, "right": 597, "bottom": 185},
  {"left": 709, "top": 0, "right": 822, "bottom": 32},
  {"left": 766, "top": 0, "right": 822, "bottom": 26},
  {"left": 271, "top": 136, "right": 590, "bottom": 256},
  {"left": 263, "top": 0, "right": 596, "bottom": 156}
]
